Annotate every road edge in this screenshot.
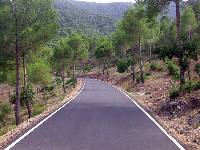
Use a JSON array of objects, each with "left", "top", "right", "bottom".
[
  {"left": 4, "top": 81, "right": 85, "bottom": 150},
  {"left": 97, "top": 79, "right": 185, "bottom": 150}
]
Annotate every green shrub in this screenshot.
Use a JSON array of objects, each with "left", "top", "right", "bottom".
[
  {"left": 117, "top": 59, "right": 129, "bottom": 73},
  {"left": 83, "top": 65, "right": 92, "bottom": 73},
  {"left": 150, "top": 63, "right": 163, "bottom": 71},
  {"left": 0, "top": 71, "right": 7, "bottom": 83},
  {"left": 20, "top": 85, "right": 34, "bottom": 107},
  {"left": 0, "top": 102, "right": 11, "bottom": 127},
  {"left": 32, "top": 103, "right": 45, "bottom": 117},
  {"left": 169, "top": 86, "right": 180, "bottom": 99},
  {"left": 65, "top": 78, "right": 77, "bottom": 87},
  {"left": 150, "top": 63, "right": 157, "bottom": 71},
  {"left": 166, "top": 61, "right": 179, "bottom": 80},
  {"left": 169, "top": 81, "right": 200, "bottom": 99}
]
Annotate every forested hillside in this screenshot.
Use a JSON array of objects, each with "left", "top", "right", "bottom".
[{"left": 54, "top": 0, "right": 131, "bottom": 35}]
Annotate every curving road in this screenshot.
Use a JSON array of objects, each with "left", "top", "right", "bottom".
[{"left": 8, "top": 79, "right": 182, "bottom": 150}]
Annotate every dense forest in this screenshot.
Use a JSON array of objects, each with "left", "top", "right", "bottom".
[
  {"left": 0, "top": 0, "right": 200, "bottom": 148},
  {"left": 54, "top": 0, "right": 131, "bottom": 35}
]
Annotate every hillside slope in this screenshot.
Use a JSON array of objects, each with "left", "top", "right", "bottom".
[{"left": 54, "top": 0, "right": 131, "bottom": 35}]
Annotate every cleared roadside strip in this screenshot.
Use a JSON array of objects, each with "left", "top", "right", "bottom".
[
  {"left": 5, "top": 81, "right": 85, "bottom": 150},
  {"left": 102, "top": 80, "right": 185, "bottom": 150}
]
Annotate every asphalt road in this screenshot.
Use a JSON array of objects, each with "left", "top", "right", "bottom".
[{"left": 9, "top": 79, "right": 181, "bottom": 150}]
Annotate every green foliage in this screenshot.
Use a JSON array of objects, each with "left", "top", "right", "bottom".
[
  {"left": 170, "top": 81, "right": 200, "bottom": 99},
  {"left": 169, "top": 86, "right": 180, "bottom": 99},
  {"left": 32, "top": 103, "right": 45, "bottom": 117},
  {"left": 83, "top": 64, "right": 92, "bottom": 73},
  {"left": 28, "top": 59, "right": 52, "bottom": 86},
  {"left": 150, "top": 63, "right": 163, "bottom": 71},
  {"left": 67, "top": 33, "right": 89, "bottom": 62},
  {"left": 166, "top": 61, "right": 180, "bottom": 80},
  {"left": 0, "top": 71, "right": 7, "bottom": 83},
  {"left": 20, "top": 85, "right": 34, "bottom": 107},
  {"left": 94, "top": 37, "right": 113, "bottom": 60},
  {"left": 117, "top": 58, "right": 133, "bottom": 74},
  {"left": 181, "top": 6, "right": 198, "bottom": 39},
  {"left": 54, "top": 0, "right": 130, "bottom": 36},
  {"left": 0, "top": 102, "right": 11, "bottom": 127},
  {"left": 121, "top": 3, "right": 149, "bottom": 45},
  {"left": 65, "top": 78, "right": 77, "bottom": 87},
  {"left": 117, "top": 59, "right": 128, "bottom": 73}
]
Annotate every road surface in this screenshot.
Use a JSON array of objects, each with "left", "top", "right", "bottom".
[{"left": 8, "top": 79, "right": 181, "bottom": 150}]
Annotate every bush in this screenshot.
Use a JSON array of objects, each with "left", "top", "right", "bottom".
[
  {"left": 0, "top": 71, "right": 7, "bottom": 83},
  {"left": 65, "top": 78, "right": 77, "bottom": 87},
  {"left": 166, "top": 61, "right": 179, "bottom": 80},
  {"left": 150, "top": 63, "right": 163, "bottom": 71},
  {"left": 169, "top": 81, "right": 200, "bottom": 99},
  {"left": 117, "top": 60, "right": 129, "bottom": 73},
  {"left": 32, "top": 103, "right": 45, "bottom": 117},
  {"left": 169, "top": 86, "right": 180, "bottom": 99},
  {"left": 0, "top": 103, "right": 11, "bottom": 127},
  {"left": 83, "top": 65, "right": 92, "bottom": 73},
  {"left": 20, "top": 85, "right": 34, "bottom": 107}
]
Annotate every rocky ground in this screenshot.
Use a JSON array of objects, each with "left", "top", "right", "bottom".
[
  {"left": 82, "top": 66, "right": 200, "bottom": 150},
  {"left": 0, "top": 80, "right": 83, "bottom": 149}
]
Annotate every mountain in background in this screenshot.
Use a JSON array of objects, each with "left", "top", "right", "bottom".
[{"left": 54, "top": 0, "right": 131, "bottom": 36}]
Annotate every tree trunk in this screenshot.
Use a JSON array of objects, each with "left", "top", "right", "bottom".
[
  {"left": 188, "top": 66, "right": 191, "bottom": 84},
  {"left": 72, "top": 63, "right": 76, "bottom": 80},
  {"left": 180, "top": 66, "right": 186, "bottom": 86},
  {"left": 62, "top": 62, "right": 66, "bottom": 93},
  {"left": 132, "top": 65, "right": 135, "bottom": 82},
  {"left": 26, "top": 101, "right": 32, "bottom": 119},
  {"left": 139, "top": 37, "right": 144, "bottom": 84},
  {"left": 103, "top": 60, "right": 106, "bottom": 75},
  {"left": 43, "top": 87, "right": 47, "bottom": 105},
  {"left": 106, "top": 66, "right": 110, "bottom": 80},
  {"left": 149, "top": 43, "right": 152, "bottom": 62},
  {"left": 175, "top": 0, "right": 181, "bottom": 45},
  {"left": 13, "top": 0, "right": 21, "bottom": 126},
  {"left": 22, "top": 54, "right": 28, "bottom": 87}
]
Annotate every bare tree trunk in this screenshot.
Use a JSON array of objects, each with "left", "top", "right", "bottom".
[
  {"left": 26, "top": 101, "right": 32, "bottom": 119},
  {"left": 73, "top": 63, "right": 76, "bottom": 80},
  {"left": 149, "top": 43, "right": 152, "bottom": 61},
  {"left": 103, "top": 60, "right": 106, "bottom": 75},
  {"left": 180, "top": 65, "right": 186, "bottom": 85},
  {"left": 62, "top": 62, "right": 66, "bottom": 93},
  {"left": 132, "top": 65, "right": 135, "bottom": 82},
  {"left": 22, "top": 54, "right": 32, "bottom": 119},
  {"left": 13, "top": 0, "right": 21, "bottom": 126},
  {"left": 106, "top": 66, "right": 109, "bottom": 79},
  {"left": 188, "top": 66, "right": 191, "bottom": 84},
  {"left": 22, "top": 54, "right": 27, "bottom": 87},
  {"left": 139, "top": 37, "right": 144, "bottom": 84},
  {"left": 43, "top": 87, "right": 47, "bottom": 105}
]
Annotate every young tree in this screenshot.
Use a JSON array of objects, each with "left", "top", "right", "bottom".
[
  {"left": 54, "top": 38, "right": 70, "bottom": 94},
  {"left": 121, "top": 3, "right": 149, "bottom": 84},
  {"left": 181, "top": 6, "right": 198, "bottom": 82},
  {"left": 1, "top": 0, "right": 57, "bottom": 125},
  {"left": 29, "top": 59, "right": 52, "bottom": 104},
  {"left": 66, "top": 33, "right": 89, "bottom": 80},
  {"left": 94, "top": 37, "right": 113, "bottom": 78}
]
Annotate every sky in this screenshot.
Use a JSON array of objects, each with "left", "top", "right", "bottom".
[{"left": 77, "top": 0, "right": 135, "bottom": 3}]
